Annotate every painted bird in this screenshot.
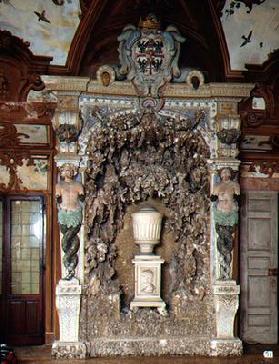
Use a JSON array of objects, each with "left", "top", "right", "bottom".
[
  {"left": 240, "top": 30, "right": 252, "bottom": 47},
  {"left": 34, "top": 10, "right": 51, "bottom": 23},
  {"left": 259, "top": 42, "right": 263, "bottom": 48},
  {"left": 52, "top": 0, "right": 64, "bottom": 5},
  {"left": 0, "top": 0, "right": 15, "bottom": 7}
]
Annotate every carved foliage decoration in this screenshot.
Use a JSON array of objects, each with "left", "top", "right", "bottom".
[
  {"left": 0, "top": 150, "right": 32, "bottom": 191},
  {"left": 217, "top": 128, "right": 240, "bottom": 144},
  {"left": 84, "top": 109, "right": 210, "bottom": 301},
  {"left": 56, "top": 124, "right": 80, "bottom": 143},
  {"left": 0, "top": 30, "right": 52, "bottom": 101},
  {"left": 0, "top": 122, "right": 29, "bottom": 148}
]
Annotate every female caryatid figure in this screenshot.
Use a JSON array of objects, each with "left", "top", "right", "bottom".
[
  {"left": 211, "top": 168, "right": 240, "bottom": 280},
  {"left": 56, "top": 164, "right": 84, "bottom": 280},
  {"left": 212, "top": 167, "right": 240, "bottom": 226}
]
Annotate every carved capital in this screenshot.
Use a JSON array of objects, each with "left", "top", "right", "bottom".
[{"left": 52, "top": 92, "right": 81, "bottom": 154}]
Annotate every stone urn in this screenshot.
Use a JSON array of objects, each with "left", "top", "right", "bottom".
[{"left": 132, "top": 206, "right": 162, "bottom": 254}]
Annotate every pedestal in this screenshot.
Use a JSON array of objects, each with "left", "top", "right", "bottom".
[
  {"left": 130, "top": 255, "right": 166, "bottom": 315},
  {"left": 52, "top": 279, "right": 87, "bottom": 359},
  {"left": 210, "top": 280, "right": 242, "bottom": 356}
]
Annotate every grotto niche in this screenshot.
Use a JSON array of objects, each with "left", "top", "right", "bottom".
[{"left": 79, "top": 105, "right": 215, "bottom": 355}]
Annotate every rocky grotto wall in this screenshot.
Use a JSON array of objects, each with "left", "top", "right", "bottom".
[{"left": 78, "top": 104, "right": 213, "bottom": 355}]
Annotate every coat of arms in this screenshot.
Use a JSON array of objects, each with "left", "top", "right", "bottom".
[{"left": 118, "top": 14, "right": 185, "bottom": 98}]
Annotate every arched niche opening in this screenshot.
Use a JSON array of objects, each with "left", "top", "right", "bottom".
[{"left": 79, "top": 108, "right": 214, "bottom": 344}]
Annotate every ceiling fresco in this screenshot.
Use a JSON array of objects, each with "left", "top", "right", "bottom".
[
  {"left": 0, "top": 0, "right": 80, "bottom": 65},
  {"left": 221, "top": 0, "right": 279, "bottom": 70},
  {"left": 0, "top": 0, "right": 278, "bottom": 72}
]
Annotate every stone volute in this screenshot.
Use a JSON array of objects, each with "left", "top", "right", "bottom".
[{"left": 131, "top": 206, "right": 162, "bottom": 254}]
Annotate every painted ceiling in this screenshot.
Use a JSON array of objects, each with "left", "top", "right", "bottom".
[
  {"left": 0, "top": 0, "right": 278, "bottom": 71},
  {"left": 0, "top": 0, "right": 80, "bottom": 65},
  {"left": 221, "top": 0, "right": 279, "bottom": 70}
]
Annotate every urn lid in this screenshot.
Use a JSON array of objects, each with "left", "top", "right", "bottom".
[{"left": 138, "top": 206, "right": 158, "bottom": 213}]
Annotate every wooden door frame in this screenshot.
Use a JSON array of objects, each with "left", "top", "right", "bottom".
[
  {"left": 240, "top": 178, "right": 279, "bottom": 344},
  {"left": 0, "top": 194, "right": 47, "bottom": 345}
]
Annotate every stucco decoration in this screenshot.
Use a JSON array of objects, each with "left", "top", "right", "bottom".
[
  {"left": 221, "top": 0, "right": 279, "bottom": 70},
  {"left": 56, "top": 163, "right": 84, "bottom": 280},
  {"left": 211, "top": 168, "right": 240, "bottom": 280},
  {"left": 118, "top": 14, "right": 186, "bottom": 97},
  {"left": 0, "top": 0, "right": 80, "bottom": 65}
]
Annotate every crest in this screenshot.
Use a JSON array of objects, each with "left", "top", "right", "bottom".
[{"left": 118, "top": 14, "right": 186, "bottom": 98}]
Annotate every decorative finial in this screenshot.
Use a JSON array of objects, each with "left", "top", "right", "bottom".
[{"left": 138, "top": 13, "right": 160, "bottom": 30}]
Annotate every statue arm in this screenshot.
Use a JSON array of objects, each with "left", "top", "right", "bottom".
[
  {"left": 233, "top": 193, "right": 240, "bottom": 203},
  {"left": 55, "top": 184, "right": 62, "bottom": 204},
  {"left": 78, "top": 183, "right": 85, "bottom": 202},
  {"left": 233, "top": 183, "right": 240, "bottom": 203},
  {"left": 210, "top": 194, "right": 218, "bottom": 202},
  {"left": 234, "top": 182, "right": 240, "bottom": 195}
]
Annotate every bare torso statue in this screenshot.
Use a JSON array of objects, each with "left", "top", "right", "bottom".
[
  {"left": 212, "top": 168, "right": 240, "bottom": 215},
  {"left": 55, "top": 164, "right": 84, "bottom": 280},
  {"left": 212, "top": 167, "right": 240, "bottom": 280},
  {"left": 56, "top": 180, "right": 84, "bottom": 211}
]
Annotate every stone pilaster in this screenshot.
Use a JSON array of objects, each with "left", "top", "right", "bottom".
[
  {"left": 50, "top": 88, "right": 87, "bottom": 358},
  {"left": 208, "top": 99, "right": 242, "bottom": 356}
]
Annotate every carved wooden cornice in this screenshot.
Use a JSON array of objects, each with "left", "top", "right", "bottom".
[{"left": 0, "top": 30, "right": 52, "bottom": 101}]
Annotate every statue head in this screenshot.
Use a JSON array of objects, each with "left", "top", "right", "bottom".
[
  {"left": 219, "top": 167, "right": 232, "bottom": 182},
  {"left": 60, "top": 163, "right": 78, "bottom": 181},
  {"left": 101, "top": 71, "right": 111, "bottom": 87},
  {"left": 141, "top": 269, "right": 154, "bottom": 284}
]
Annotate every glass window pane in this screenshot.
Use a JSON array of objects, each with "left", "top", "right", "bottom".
[
  {"left": 0, "top": 201, "right": 2, "bottom": 294},
  {"left": 11, "top": 200, "right": 41, "bottom": 295}
]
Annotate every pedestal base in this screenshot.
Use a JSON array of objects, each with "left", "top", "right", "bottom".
[
  {"left": 130, "top": 254, "right": 166, "bottom": 314},
  {"left": 213, "top": 280, "right": 240, "bottom": 339},
  {"left": 210, "top": 338, "right": 243, "bottom": 356},
  {"left": 130, "top": 298, "right": 167, "bottom": 315},
  {"left": 56, "top": 278, "right": 82, "bottom": 342},
  {"left": 52, "top": 341, "right": 87, "bottom": 359}
]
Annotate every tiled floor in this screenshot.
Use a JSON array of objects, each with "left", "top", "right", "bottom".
[{"left": 14, "top": 345, "right": 279, "bottom": 364}]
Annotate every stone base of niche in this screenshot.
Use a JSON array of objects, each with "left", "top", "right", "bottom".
[
  {"left": 52, "top": 338, "right": 242, "bottom": 358},
  {"left": 88, "top": 337, "right": 213, "bottom": 357},
  {"left": 210, "top": 338, "right": 243, "bottom": 356},
  {"left": 52, "top": 341, "right": 87, "bottom": 359}
]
